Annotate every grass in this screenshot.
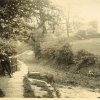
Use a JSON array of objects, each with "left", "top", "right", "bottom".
[
  {"left": 22, "top": 38, "right": 100, "bottom": 91},
  {"left": 72, "top": 38, "right": 100, "bottom": 56},
  {"left": 67, "top": 38, "right": 100, "bottom": 89},
  {"left": 26, "top": 58, "right": 100, "bottom": 90}
]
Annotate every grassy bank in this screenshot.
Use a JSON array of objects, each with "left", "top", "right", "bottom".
[
  {"left": 72, "top": 38, "right": 100, "bottom": 56},
  {"left": 26, "top": 58, "right": 100, "bottom": 90},
  {"left": 22, "top": 37, "right": 100, "bottom": 90}
]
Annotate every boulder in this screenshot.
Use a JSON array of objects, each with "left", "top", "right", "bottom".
[
  {"left": 28, "top": 72, "right": 55, "bottom": 84},
  {"left": 27, "top": 72, "right": 59, "bottom": 98},
  {"left": 41, "top": 73, "right": 55, "bottom": 84},
  {"left": 28, "top": 72, "right": 42, "bottom": 79},
  {"left": 28, "top": 78, "right": 48, "bottom": 87}
]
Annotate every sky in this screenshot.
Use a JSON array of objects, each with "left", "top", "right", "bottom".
[
  {"left": 51, "top": 0, "right": 100, "bottom": 31},
  {"left": 51, "top": 0, "right": 100, "bottom": 19}
]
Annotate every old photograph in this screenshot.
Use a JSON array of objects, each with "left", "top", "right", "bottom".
[{"left": 0, "top": 0, "right": 100, "bottom": 98}]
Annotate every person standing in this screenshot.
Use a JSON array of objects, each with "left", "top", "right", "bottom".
[{"left": 0, "top": 50, "right": 12, "bottom": 78}]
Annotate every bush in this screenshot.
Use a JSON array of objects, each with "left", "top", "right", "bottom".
[
  {"left": 76, "top": 49, "right": 94, "bottom": 59},
  {"left": 75, "top": 49, "right": 96, "bottom": 70},
  {"left": 40, "top": 35, "right": 74, "bottom": 65},
  {"left": 0, "top": 38, "right": 17, "bottom": 56}
]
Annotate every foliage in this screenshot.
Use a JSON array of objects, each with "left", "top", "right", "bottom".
[
  {"left": 76, "top": 49, "right": 96, "bottom": 59},
  {"left": 0, "top": 0, "right": 62, "bottom": 59},
  {"left": 0, "top": 0, "right": 61, "bottom": 40},
  {"left": 0, "top": 38, "right": 17, "bottom": 56},
  {"left": 40, "top": 35, "right": 74, "bottom": 65},
  {"left": 0, "top": 0, "right": 21, "bottom": 38},
  {"left": 75, "top": 49, "right": 96, "bottom": 70}
]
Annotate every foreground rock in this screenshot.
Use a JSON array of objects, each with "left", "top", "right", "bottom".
[{"left": 23, "top": 71, "right": 61, "bottom": 98}]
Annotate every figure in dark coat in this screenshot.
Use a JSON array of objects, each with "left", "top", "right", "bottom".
[{"left": 0, "top": 50, "right": 12, "bottom": 78}]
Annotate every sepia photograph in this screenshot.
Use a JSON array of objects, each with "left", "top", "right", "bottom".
[{"left": 0, "top": 0, "right": 100, "bottom": 98}]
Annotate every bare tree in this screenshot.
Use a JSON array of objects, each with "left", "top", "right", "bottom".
[{"left": 66, "top": 11, "right": 70, "bottom": 38}]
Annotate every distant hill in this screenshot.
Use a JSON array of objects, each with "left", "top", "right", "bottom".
[
  {"left": 74, "top": 33, "right": 100, "bottom": 40},
  {"left": 71, "top": 33, "right": 100, "bottom": 41}
]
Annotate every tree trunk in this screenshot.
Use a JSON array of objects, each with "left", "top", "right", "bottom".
[{"left": 32, "top": 37, "right": 41, "bottom": 59}]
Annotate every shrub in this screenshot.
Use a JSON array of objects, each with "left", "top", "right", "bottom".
[
  {"left": 0, "top": 38, "right": 17, "bottom": 56},
  {"left": 76, "top": 49, "right": 94, "bottom": 59},
  {"left": 40, "top": 35, "right": 74, "bottom": 65},
  {"left": 75, "top": 49, "right": 96, "bottom": 70}
]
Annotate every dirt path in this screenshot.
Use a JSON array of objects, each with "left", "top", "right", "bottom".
[
  {"left": 0, "top": 60, "right": 28, "bottom": 98},
  {"left": 58, "top": 85, "right": 100, "bottom": 98}
]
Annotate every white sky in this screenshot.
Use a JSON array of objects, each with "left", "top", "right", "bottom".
[{"left": 51, "top": 0, "right": 100, "bottom": 31}]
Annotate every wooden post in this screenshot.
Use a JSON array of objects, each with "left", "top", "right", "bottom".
[{"left": 9, "top": 56, "right": 17, "bottom": 73}]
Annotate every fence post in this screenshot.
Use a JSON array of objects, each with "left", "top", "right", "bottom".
[{"left": 9, "top": 56, "right": 17, "bottom": 73}]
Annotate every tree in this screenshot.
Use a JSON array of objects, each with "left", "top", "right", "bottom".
[
  {"left": 21, "top": 0, "right": 61, "bottom": 34},
  {"left": 0, "top": 0, "right": 23, "bottom": 39},
  {"left": 19, "top": 0, "right": 61, "bottom": 58},
  {"left": 66, "top": 10, "right": 70, "bottom": 38},
  {"left": 0, "top": 0, "right": 62, "bottom": 58}
]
